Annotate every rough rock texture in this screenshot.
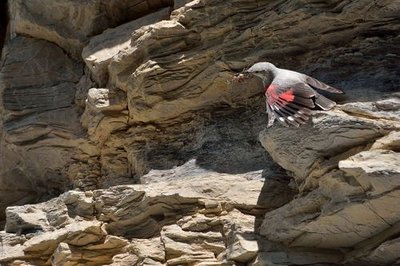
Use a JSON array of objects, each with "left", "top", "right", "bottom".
[
  {"left": 1, "top": 0, "right": 400, "bottom": 265},
  {"left": 2, "top": 99, "right": 400, "bottom": 264},
  {"left": 257, "top": 96, "right": 400, "bottom": 265},
  {"left": 0, "top": 168, "right": 289, "bottom": 265},
  {"left": 9, "top": 0, "right": 174, "bottom": 59}
]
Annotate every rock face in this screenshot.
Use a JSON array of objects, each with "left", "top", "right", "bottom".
[
  {"left": 257, "top": 97, "right": 400, "bottom": 264},
  {"left": 1, "top": 0, "right": 400, "bottom": 265},
  {"left": 0, "top": 167, "right": 286, "bottom": 265}
]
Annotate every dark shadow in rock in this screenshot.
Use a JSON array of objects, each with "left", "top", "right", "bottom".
[
  {"left": 254, "top": 167, "right": 297, "bottom": 233},
  {"left": 0, "top": 1, "right": 8, "bottom": 58},
  {"left": 195, "top": 105, "right": 273, "bottom": 174},
  {"left": 253, "top": 168, "right": 346, "bottom": 265},
  {"left": 137, "top": 97, "right": 274, "bottom": 176}
]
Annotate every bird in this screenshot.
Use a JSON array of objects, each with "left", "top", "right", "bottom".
[{"left": 233, "top": 62, "right": 343, "bottom": 127}]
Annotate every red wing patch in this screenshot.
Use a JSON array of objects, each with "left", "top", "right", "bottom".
[
  {"left": 279, "top": 89, "right": 295, "bottom": 102},
  {"left": 265, "top": 83, "right": 316, "bottom": 127}
]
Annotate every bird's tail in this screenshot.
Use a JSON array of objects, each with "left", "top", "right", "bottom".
[
  {"left": 306, "top": 76, "right": 344, "bottom": 94},
  {"left": 314, "top": 94, "right": 336, "bottom": 110}
]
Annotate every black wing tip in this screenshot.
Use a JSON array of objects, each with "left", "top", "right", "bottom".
[{"left": 329, "top": 86, "right": 345, "bottom": 94}]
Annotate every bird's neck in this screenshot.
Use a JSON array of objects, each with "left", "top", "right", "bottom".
[{"left": 261, "top": 70, "right": 275, "bottom": 87}]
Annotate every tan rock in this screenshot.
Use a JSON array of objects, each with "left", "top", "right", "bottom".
[
  {"left": 5, "top": 197, "right": 71, "bottom": 234},
  {"left": 82, "top": 7, "right": 171, "bottom": 86},
  {"left": 0, "top": 232, "right": 25, "bottom": 263},
  {"left": 80, "top": 87, "right": 128, "bottom": 143},
  {"left": 259, "top": 137, "right": 400, "bottom": 253},
  {"left": 131, "top": 238, "right": 165, "bottom": 262},
  {"left": 0, "top": 36, "right": 83, "bottom": 219},
  {"left": 252, "top": 250, "right": 343, "bottom": 266},
  {"left": 51, "top": 243, "right": 73, "bottom": 266},
  {"left": 108, "top": 253, "right": 138, "bottom": 266},
  {"left": 9, "top": 0, "right": 173, "bottom": 58},
  {"left": 339, "top": 149, "right": 400, "bottom": 195},
  {"left": 5, "top": 206, "right": 49, "bottom": 234},
  {"left": 371, "top": 130, "right": 400, "bottom": 151},
  {"left": 259, "top": 104, "right": 398, "bottom": 186},
  {"left": 2, "top": 1, "right": 400, "bottom": 266},
  {"left": 140, "top": 257, "right": 164, "bottom": 265},
  {"left": 23, "top": 221, "right": 105, "bottom": 254},
  {"left": 50, "top": 235, "right": 129, "bottom": 266},
  {"left": 63, "top": 190, "right": 95, "bottom": 218},
  {"left": 349, "top": 237, "right": 400, "bottom": 265},
  {"left": 227, "top": 233, "right": 258, "bottom": 263}
]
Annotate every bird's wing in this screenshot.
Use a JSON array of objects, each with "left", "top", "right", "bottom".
[
  {"left": 265, "top": 82, "right": 335, "bottom": 127},
  {"left": 305, "top": 75, "right": 343, "bottom": 94}
]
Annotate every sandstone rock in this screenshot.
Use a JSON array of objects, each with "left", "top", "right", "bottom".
[
  {"left": 339, "top": 149, "right": 400, "bottom": 196},
  {"left": 0, "top": 232, "right": 25, "bottom": 262},
  {"left": 226, "top": 228, "right": 258, "bottom": 263},
  {"left": 5, "top": 205, "right": 49, "bottom": 234},
  {"left": 259, "top": 98, "right": 400, "bottom": 188},
  {"left": 63, "top": 190, "right": 95, "bottom": 218},
  {"left": 0, "top": 36, "right": 83, "bottom": 219},
  {"left": 23, "top": 221, "right": 105, "bottom": 254},
  {"left": 371, "top": 130, "right": 400, "bottom": 151},
  {"left": 1, "top": 169, "right": 270, "bottom": 265},
  {"left": 108, "top": 253, "right": 138, "bottom": 266},
  {"left": 162, "top": 224, "right": 224, "bottom": 263},
  {"left": 92, "top": 167, "right": 270, "bottom": 237},
  {"left": 9, "top": 0, "right": 174, "bottom": 58},
  {"left": 349, "top": 236, "right": 400, "bottom": 265},
  {"left": 2, "top": 0, "right": 400, "bottom": 265},
  {"left": 49, "top": 235, "right": 129, "bottom": 266},
  {"left": 130, "top": 238, "right": 165, "bottom": 262},
  {"left": 51, "top": 242, "right": 73, "bottom": 266},
  {"left": 82, "top": 7, "right": 171, "bottom": 86},
  {"left": 252, "top": 250, "right": 343, "bottom": 266},
  {"left": 80, "top": 87, "right": 128, "bottom": 143},
  {"left": 255, "top": 96, "right": 400, "bottom": 264}
]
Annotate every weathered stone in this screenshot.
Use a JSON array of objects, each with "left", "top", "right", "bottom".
[
  {"left": 1, "top": 0, "right": 400, "bottom": 266},
  {"left": 108, "top": 253, "right": 138, "bottom": 266},
  {"left": 23, "top": 221, "right": 105, "bottom": 254},
  {"left": 63, "top": 190, "right": 95, "bottom": 218},
  {"left": 256, "top": 99, "right": 400, "bottom": 262},
  {"left": 80, "top": 87, "right": 128, "bottom": 143},
  {"left": 0, "top": 36, "right": 83, "bottom": 219},
  {"left": 371, "top": 130, "right": 400, "bottom": 151},
  {"left": 227, "top": 233, "right": 258, "bottom": 263},
  {"left": 349, "top": 237, "right": 400, "bottom": 265},
  {"left": 82, "top": 7, "right": 171, "bottom": 86},
  {"left": 131, "top": 238, "right": 165, "bottom": 262},
  {"left": 9, "top": 0, "right": 174, "bottom": 58},
  {"left": 339, "top": 149, "right": 400, "bottom": 196},
  {"left": 5, "top": 205, "right": 49, "bottom": 234},
  {"left": 252, "top": 250, "right": 343, "bottom": 266},
  {"left": 259, "top": 101, "right": 399, "bottom": 187},
  {"left": 0, "top": 232, "right": 25, "bottom": 263},
  {"left": 51, "top": 243, "right": 73, "bottom": 266},
  {"left": 5, "top": 197, "right": 71, "bottom": 234}
]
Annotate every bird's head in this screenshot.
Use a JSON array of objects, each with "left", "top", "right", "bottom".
[{"left": 244, "top": 62, "right": 277, "bottom": 85}]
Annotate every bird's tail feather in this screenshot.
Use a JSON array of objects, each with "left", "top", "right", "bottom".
[
  {"left": 306, "top": 76, "right": 343, "bottom": 94},
  {"left": 315, "top": 94, "right": 336, "bottom": 110}
]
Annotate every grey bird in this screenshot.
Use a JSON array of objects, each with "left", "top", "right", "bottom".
[{"left": 235, "top": 62, "right": 343, "bottom": 127}]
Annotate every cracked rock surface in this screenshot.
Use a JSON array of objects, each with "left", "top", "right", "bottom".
[{"left": 1, "top": 0, "right": 400, "bottom": 265}]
